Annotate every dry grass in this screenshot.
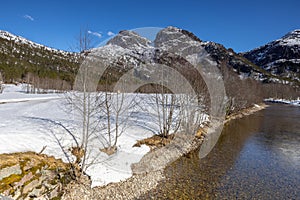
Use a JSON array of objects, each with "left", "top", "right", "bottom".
[
  {"left": 195, "top": 126, "right": 209, "bottom": 139},
  {"left": 0, "top": 151, "right": 69, "bottom": 170},
  {"left": 100, "top": 146, "right": 117, "bottom": 156},
  {"left": 133, "top": 134, "right": 175, "bottom": 150},
  {"left": 225, "top": 103, "right": 267, "bottom": 123}
]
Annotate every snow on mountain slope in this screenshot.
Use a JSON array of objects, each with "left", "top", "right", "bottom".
[
  {"left": 243, "top": 30, "right": 300, "bottom": 83},
  {"left": 279, "top": 29, "right": 300, "bottom": 46},
  {"left": 0, "top": 30, "right": 73, "bottom": 55},
  {"left": 107, "top": 30, "right": 152, "bottom": 52},
  {"left": 244, "top": 30, "right": 300, "bottom": 64},
  {"left": 154, "top": 26, "right": 204, "bottom": 53}
]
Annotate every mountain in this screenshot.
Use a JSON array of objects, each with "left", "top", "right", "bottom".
[
  {"left": 85, "top": 26, "right": 287, "bottom": 86},
  {"left": 153, "top": 27, "right": 281, "bottom": 83},
  {"left": 242, "top": 30, "right": 300, "bottom": 84},
  {"left": 1, "top": 26, "right": 298, "bottom": 110},
  {"left": 1, "top": 27, "right": 299, "bottom": 89},
  {"left": 107, "top": 30, "right": 152, "bottom": 51},
  {"left": 102, "top": 27, "right": 256, "bottom": 73},
  {"left": 87, "top": 26, "right": 269, "bottom": 112},
  {"left": 0, "top": 30, "right": 79, "bottom": 84}
]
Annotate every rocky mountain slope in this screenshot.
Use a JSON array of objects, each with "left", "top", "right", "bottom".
[
  {"left": 92, "top": 27, "right": 209, "bottom": 93},
  {"left": 243, "top": 30, "right": 300, "bottom": 84},
  {"left": 102, "top": 27, "right": 300, "bottom": 87},
  {"left": 95, "top": 26, "right": 275, "bottom": 85}
]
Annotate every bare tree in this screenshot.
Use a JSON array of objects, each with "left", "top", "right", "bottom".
[
  {"left": 152, "top": 63, "right": 209, "bottom": 138},
  {"left": 221, "top": 64, "right": 263, "bottom": 115},
  {"left": 99, "top": 91, "right": 128, "bottom": 154},
  {"left": 24, "top": 72, "right": 36, "bottom": 94},
  {"left": 153, "top": 88, "right": 180, "bottom": 138},
  {"left": 262, "top": 83, "right": 300, "bottom": 100},
  {"left": 98, "top": 76, "right": 137, "bottom": 155},
  {"left": 177, "top": 93, "right": 207, "bottom": 136},
  {"left": 64, "top": 28, "right": 135, "bottom": 173},
  {"left": 64, "top": 28, "right": 99, "bottom": 173},
  {"left": 0, "top": 71, "right": 3, "bottom": 93},
  {"left": 145, "top": 70, "right": 199, "bottom": 138}
]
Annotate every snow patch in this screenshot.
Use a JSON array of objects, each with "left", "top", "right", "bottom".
[{"left": 265, "top": 98, "right": 300, "bottom": 106}]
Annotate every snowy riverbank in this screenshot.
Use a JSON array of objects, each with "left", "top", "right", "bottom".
[
  {"left": 0, "top": 84, "right": 272, "bottom": 199},
  {"left": 63, "top": 103, "right": 269, "bottom": 199},
  {"left": 0, "top": 84, "right": 209, "bottom": 188},
  {"left": 264, "top": 98, "right": 300, "bottom": 106}
]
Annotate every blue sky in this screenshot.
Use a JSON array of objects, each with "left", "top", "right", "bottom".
[{"left": 1, "top": 0, "right": 300, "bottom": 52}]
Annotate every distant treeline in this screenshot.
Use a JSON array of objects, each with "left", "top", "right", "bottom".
[
  {"left": 221, "top": 63, "right": 299, "bottom": 115},
  {"left": 1, "top": 56, "right": 298, "bottom": 116}
]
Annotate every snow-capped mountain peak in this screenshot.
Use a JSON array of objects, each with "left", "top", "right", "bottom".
[
  {"left": 279, "top": 29, "right": 300, "bottom": 46},
  {"left": 282, "top": 29, "right": 300, "bottom": 39},
  {"left": 0, "top": 30, "right": 74, "bottom": 55},
  {"left": 106, "top": 30, "right": 152, "bottom": 52},
  {"left": 154, "top": 26, "right": 204, "bottom": 55}
]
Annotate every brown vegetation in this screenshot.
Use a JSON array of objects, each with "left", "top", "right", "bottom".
[
  {"left": 221, "top": 64, "right": 264, "bottom": 115},
  {"left": 262, "top": 83, "right": 300, "bottom": 100},
  {"left": 100, "top": 146, "right": 117, "bottom": 156},
  {"left": 0, "top": 151, "right": 69, "bottom": 171},
  {"left": 133, "top": 134, "right": 175, "bottom": 150}
]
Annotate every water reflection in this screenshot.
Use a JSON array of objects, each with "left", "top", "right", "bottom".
[
  {"left": 140, "top": 104, "right": 300, "bottom": 199},
  {"left": 258, "top": 104, "right": 300, "bottom": 169}
]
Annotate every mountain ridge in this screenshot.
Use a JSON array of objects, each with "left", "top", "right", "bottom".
[
  {"left": 242, "top": 29, "right": 300, "bottom": 84},
  {"left": 0, "top": 30, "right": 79, "bottom": 89},
  {"left": 1, "top": 27, "right": 299, "bottom": 86},
  {"left": 0, "top": 30, "right": 75, "bottom": 55}
]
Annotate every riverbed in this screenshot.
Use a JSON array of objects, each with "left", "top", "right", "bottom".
[{"left": 140, "top": 104, "right": 300, "bottom": 199}]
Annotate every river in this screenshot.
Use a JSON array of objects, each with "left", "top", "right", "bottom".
[{"left": 140, "top": 104, "right": 300, "bottom": 199}]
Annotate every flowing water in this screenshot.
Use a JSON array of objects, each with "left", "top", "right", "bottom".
[{"left": 140, "top": 104, "right": 300, "bottom": 199}]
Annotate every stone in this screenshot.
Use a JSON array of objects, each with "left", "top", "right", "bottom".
[
  {"left": 28, "top": 187, "right": 43, "bottom": 198},
  {"left": 0, "top": 194, "right": 14, "bottom": 200},
  {"left": 0, "top": 152, "right": 71, "bottom": 199},
  {"left": 12, "top": 189, "right": 21, "bottom": 199},
  {"left": 23, "top": 179, "right": 39, "bottom": 194},
  {"left": 23, "top": 160, "right": 34, "bottom": 171},
  {"left": 0, "top": 164, "right": 22, "bottom": 181},
  {"left": 14, "top": 172, "right": 33, "bottom": 188},
  {"left": 49, "top": 184, "right": 61, "bottom": 199}
]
